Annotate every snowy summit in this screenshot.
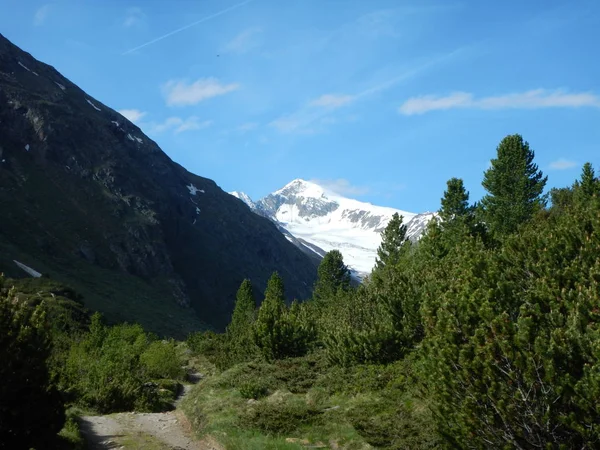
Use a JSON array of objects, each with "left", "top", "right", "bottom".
[{"left": 230, "top": 179, "right": 435, "bottom": 275}]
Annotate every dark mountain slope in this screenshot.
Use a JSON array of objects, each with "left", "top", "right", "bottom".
[{"left": 0, "top": 34, "right": 317, "bottom": 334}]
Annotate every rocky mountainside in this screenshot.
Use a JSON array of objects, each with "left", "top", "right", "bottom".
[
  {"left": 231, "top": 179, "right": 436, "bottom": 275},
  {"left": 0, "top": 34, "right": 317, "bottom": 335}
]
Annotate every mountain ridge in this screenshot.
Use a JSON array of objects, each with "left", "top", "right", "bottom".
[{"left": 0, "top": 33, "right": 318, "bottom": 335}]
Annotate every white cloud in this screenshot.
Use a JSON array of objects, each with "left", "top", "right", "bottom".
[
  {"left": 34, "top": 4, "right": 51, "bottom": 26},
  {"left": 269, "top": 115, "right": 319, "bottom": 134},
  {"left": 223, "top": 27, "right": 262, "bottom": 53},
  {"left": 270, "top": 47, "right": 467, "bottom": 134},
  {"left": 175, "top": 117, "right": 213, "bottom": 133},
  {"left": 399, "top": 89, "right": 600, "bottom": 115},
  {"left": 310, "top": 94, "right": 355, "bottom": 109},
  {"left": 123, "top": 7, "right": 146, "bottom": 28},
  {"left": 147, "top": 116, "right": 213, "bottom": 134},
  {"left": 311, "top": 178, "right": 370, "bottom": 196},
  {"left": 118, "top": 109, "right": 147, "bottom": 123},
  {"left": 549, "top": 158, "right": 578, "bottom": 170},
  {"left": 162, "top": 78, "right": 240, "bottom": 106}
]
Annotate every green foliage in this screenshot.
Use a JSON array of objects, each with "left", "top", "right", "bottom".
[
  {"left": 322, "top": 288, "right": 404, "bottom": 366},
  {"left": 140, "top": 339, "right": 185, "bottom": 379},
  {"left": 439, "top": 177, "right": 470, "bottom": 222},
  {"left": 481, "top": 134, "right": 547, "bottom": 236},
  {"left": 346, "top": 396, "right": 440, "bottom": 450},
  {"left": 254, "top": 272, "right": 286, "bottom": 360},
  {"left": 240, "top": 397, "right": 323, "bottom": 435},
  {"left": 187, "top": 330, "right": 233, "bottom": 370},
  {"left": 62, "top": 314, "right": 184, "bottom": 413},
  {"left": 420, "top": 200, "right": 600, "bottom": 448},
  {"left": 313, "top": 250, "right": 351, "bottom": 302},
  {"left": 578, "top": 162, "right": 599, "bottom": 197},
  {"left": 0, "top": 278, "right": 65, "bottom": 449},
  {"left": 239, "top": 381, "right": 269, "bottom": 400},
  {"left": 225, "top": 279, "right": 259, "bottom": 363},
  {"left": 574, "top": 162, "right": 600, "bottom": 205},
  {"left": 252, "top": 273, "right": 313, "bottom": 360},
  {"left": 376, "top": 212, "right": 408, "bottom": 269},
  {"left": 57, "top": 407, "right": 86, "bottom": 450}
]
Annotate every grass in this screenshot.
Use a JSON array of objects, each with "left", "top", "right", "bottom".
[
  {"left": 117, "top": 431, "right": 172, "bottom": 450},
  {"left": 0, "top": 237, "right": 208, "bottom": 338},
  {"left": 56, "top": 407, "right": 88, "bottom": 450},
  {"left": 180, "top": 351, "right": 441, "bottom": 449}
]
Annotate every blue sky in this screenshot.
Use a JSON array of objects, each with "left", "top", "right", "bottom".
[{"left": 1, "top": 0, "right": 599, "bottom": 212}]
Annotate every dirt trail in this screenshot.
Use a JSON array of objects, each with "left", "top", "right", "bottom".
[{"left": 80, "top": 374, "right": 219, "bottom": 450}]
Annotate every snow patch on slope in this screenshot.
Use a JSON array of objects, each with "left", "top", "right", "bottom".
[
  {"left": 187, "top": 183, "right": 204, "bottom": 195},
  {"left": 17, "top": 61, "right": 31, "bottom": 72},
  {"left": 86, "top": 99, "right": 101, "bottom": 111},
  {"left": 229, "top": 191, "right": 256, "bottom": 209},
  {"left": 14, "top": 260, "right": 42, "bottom": 278}
]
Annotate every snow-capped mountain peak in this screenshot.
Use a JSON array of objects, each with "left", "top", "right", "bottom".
[
  {"left": 228, "top": 179, "right": 436, "bottom": 275},
  {"left": 273, "top": 178, "right": 327, "bottom": 199}
]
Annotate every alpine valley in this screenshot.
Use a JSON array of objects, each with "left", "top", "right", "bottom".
[
  {"left": 231, "top": 179, "right": 436, "bottom": 276},
  {"left": 0, "top": 33, "right": 319, "bottom": 335}
]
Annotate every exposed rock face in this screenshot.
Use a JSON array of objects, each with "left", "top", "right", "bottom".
[{"left": 0, "top": 34, "right": 317, "bottom": 332}]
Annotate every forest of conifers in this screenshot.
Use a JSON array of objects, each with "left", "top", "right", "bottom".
[{"left": 2, "top": 134, "right": 600, "bottom": 449}]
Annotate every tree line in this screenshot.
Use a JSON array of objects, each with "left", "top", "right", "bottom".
[{"left": 195, "top": 134, "right": 600, "bottom": 448}]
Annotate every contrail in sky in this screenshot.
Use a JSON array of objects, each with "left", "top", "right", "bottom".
[{"left": 122, "top": 0, "right": 254, "bottom": 55}]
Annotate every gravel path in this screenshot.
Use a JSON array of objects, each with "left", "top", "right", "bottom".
[{"left": 80, "top": 374, "right": 219, "bottom": 450}]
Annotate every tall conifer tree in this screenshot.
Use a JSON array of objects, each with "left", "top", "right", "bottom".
[
  {"left": 481, "top": 134, "right": 547, "bottom": 235},
  {"left": 313, "top": 250, "right": 351, "bottom": 301},
  {"left": 439, "top": 178, "right": 470, "bottom": 223},
  {"left": 376, "top": 213, "right": 407, "bottom": 269}
]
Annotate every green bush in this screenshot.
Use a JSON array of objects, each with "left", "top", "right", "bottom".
[
  {"left": 141, "top": 339, "right": 185, "bottom": 379},
  {"left": 239, "top": 381, "right": 269, "bottom": 400},
  {"left": 0, "top": 280, "right": 66, "bottom": 449},
  {"left": 62, "top": 314, "right": 184, "bottom": 413},
  {"left": 421, "top": 201, "right": 600, "bottom": 448},
  {"left": 240, "top": 397, "right": 323, "bottom": 435},
  {"left": 346, "top": 396, "right": 440, "bottom": 450},
  {"left": 187, "top": 330, "right": 233, "bottom": 369}
]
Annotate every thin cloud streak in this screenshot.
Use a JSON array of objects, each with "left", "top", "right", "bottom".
[
  {"left": 223, "top": 27, "right": 262, "bottom": 53},
  {"left": 310, "top": 94, "right": 354, "bottom": 109},
  {"left": 270, "top": 47, "right": 469, "bottom": 134},
  {"left": 549, "top": 158, "right": 578, "bottom": 170},
  {"left": 146, "top": 116, "right": 213, "bottom": 134},
  {"left": 34, "top": 4, "right": 51, "bottom": 26},
  {"left": 122, "top": 0, "right": 254, "bottom": 55},
  {"left": 399, "top": 89, "right": 600, "bottom": 115}
]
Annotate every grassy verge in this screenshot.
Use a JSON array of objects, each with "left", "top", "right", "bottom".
[
  {"left": 180, "top": 352, "right": 440, "bottom": 449},
  {"left": 57, "top": 407, "right": 88, "bottom": 450}
]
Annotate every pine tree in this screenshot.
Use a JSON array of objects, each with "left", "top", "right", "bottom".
[
  {"left": 226, "top": 279, "right": 256, "bottom": 357},
  {"left": 576, "top": 162, "right": 600, "bottom": 199},
  {"left": 253, "top": 272, "right": 286, "bottom": 360},
  {"left": 313, "top": 250, "right": 351, "bottom": 302},
  {"left": 481, "top": 134, "right": 547, "bottom": 236},
  {"left": 376, "top": 213, "right": 407, "bottom": 269},
  {"left": 580, "top": 162, "right": 597, "bottom": 195},
  {"left": 439, "top": 178, "right": 470, "bottom": 222}
]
